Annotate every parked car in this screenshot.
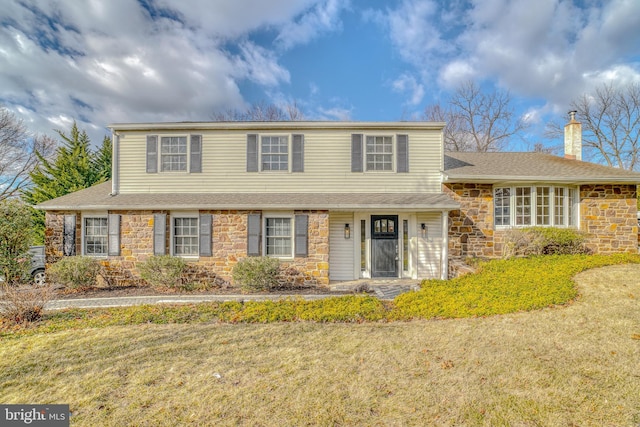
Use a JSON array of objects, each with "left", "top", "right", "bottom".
[{"left": 28, "top": 246, "right": 46, "bottom": 286}]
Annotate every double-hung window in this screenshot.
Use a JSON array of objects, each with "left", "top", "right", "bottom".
[
  {"left": 84, "top": 217, "right": 108, "bottom": 256},
  {"left": 265, "top": 216, "right": 292, "bottom": 257},
  {"left": 161, "top": 136, "right": 187, "bottom": 171},
  {"left": 173, "top": 217, "right": 199, "bottom": 256},
  {"left": 365, "top": 136, "right": 393, "bottom": 171},
  {"left": 261, "top": 136, "right": 289, "bottom": 171},
  {"left": 146, "top": 134, "right": 202, "bottom": 173},
  {"left": 494, "top": 186, "right": 577, "bottom": 227}
]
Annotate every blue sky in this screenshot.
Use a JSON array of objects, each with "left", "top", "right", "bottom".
[{"left": 1, "top": 0, "right": 639, "bottom": 150}]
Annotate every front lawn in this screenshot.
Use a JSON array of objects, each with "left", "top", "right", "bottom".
[{"left": 1, "top": 261, "right": 639, "bottom": 426}]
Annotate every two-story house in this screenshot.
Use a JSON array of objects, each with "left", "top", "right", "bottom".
[
  {"left": 39, "top": 122, "right": 458, "bottom": 287},
  {"left": 38, "top": 119, "right": 640, "bottom": 287}
]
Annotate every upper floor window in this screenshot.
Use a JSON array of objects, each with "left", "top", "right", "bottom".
[
  {"left": 366, "top": 136, "right": 393, "bottom": 171},
  {"left": 261, "top": 136, "right": 289, "bottom": 171},
  {"left": 161, "top": 136, "right": 187, "bottom": 171},
  {"left": 351, "top": 134, "right": 408, "bottom": 173},
  {"left": 247, "top": 134, "right": 304, "bottom": 173},
  {"left": 494, "top": 186, "right": 577, "bottom": 228},
  {"left": 146, "top": 134, "right": 202, "bottom": 174}
]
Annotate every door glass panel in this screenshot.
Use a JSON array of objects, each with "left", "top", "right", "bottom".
[{"left": 402, "top": 220, "right": 408, "bottom": 271}]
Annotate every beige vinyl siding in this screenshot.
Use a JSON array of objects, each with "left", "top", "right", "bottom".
[
  {"left": 416, "top": 212, "right": 443, "bottom": 279},
  {"left": 117, "top": 129, "right": 443, "bottom": 194},
  {"left": 329, "top": 212, "right": 354, "bottom": 281}
]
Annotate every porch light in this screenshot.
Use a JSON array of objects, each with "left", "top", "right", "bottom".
[
  {"left": 421, "top": 223, "right": 427, "bottom": 238},
  {"left": 344, "top": 223, "right": 351, "bottom": 239}
]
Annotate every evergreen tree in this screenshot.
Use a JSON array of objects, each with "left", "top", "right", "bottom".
[
  {"left": 22, "top": 122, "right": 112, "bottom": 243},
  {"left": 94, "top": 136, "right": 112, "bottom": 181}
]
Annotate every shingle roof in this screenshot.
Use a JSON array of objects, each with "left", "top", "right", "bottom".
[
  {"left": 37, "top": 181, "right": 459, "bottom": 211},
  {"left": 444, "top": 152, "right": 640, "bottom": 183}
]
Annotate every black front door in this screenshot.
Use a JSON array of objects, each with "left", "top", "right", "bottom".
[{"left": 371, "top": 215, "right": 398, "bottom": 278}]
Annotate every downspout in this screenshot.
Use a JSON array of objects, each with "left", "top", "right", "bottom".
[
  {"left": 441, "top": 210, "right": 449, "bottom": 280},
  {"left": 111, "top": 129, "right": 119, "bottom": 196}
]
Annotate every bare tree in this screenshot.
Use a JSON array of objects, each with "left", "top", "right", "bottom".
[
  {"left": 424, "top": 81, "right": 528, "bottom": 152},
  {"left": 0, "top": 107, "right": 54, "bottom": 201},
  {"left": 547, "top": 83, "right": 640, "bottom": 170},
  {"left": 212, "top": 100, "right": 305, "bottom": 121}
]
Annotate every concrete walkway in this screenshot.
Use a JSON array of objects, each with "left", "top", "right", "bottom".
[{"left": 45, "top": 280, "right": 421, "bottom": 310}]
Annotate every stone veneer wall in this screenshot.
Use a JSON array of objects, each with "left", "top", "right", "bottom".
[
  {"left": 580, "top": 184, "right": 638, "bottom": 253},
  {"left": 444, "top": 183, "right": 497, "bottom": 258},
  {"left": 445, "top": 183, "right": 639, "bottom": 258},
  {"left": 45, "top": 210, "right": 330, "bottom": 288}
]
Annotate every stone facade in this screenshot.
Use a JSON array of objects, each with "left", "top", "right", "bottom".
[
  {"left": 45, "top": 210, "right": 330, "bottom": 288},
  {"left": 444, "top": 182, "right": 639, "bottom": 259},
  {"left": 444, "top": 183, "right": 497, "bottom": 258},
  {"left": 580, "top": 184, "right": 638, "bottom": 253}
]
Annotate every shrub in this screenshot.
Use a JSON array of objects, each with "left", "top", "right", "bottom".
[
  {"left": 48, "top": 256, "right": 102, "bottom": 289},
  {"left": 502, "top": 227, "right": 588, "bottom": 258},
  {"left": 232, "top": 257, "right": 280, "bottom": 292},
  {"left": 0, "top": 283, "right": 54, "bottom": 324},
  {"left": 138, "top": 255, "right": 187, "bottom": 289},
  {"left": 0, "top": 199, "right": 34, "bottom": 285}
]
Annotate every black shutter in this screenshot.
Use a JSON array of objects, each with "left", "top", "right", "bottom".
[
  {"left": 199, "top": 214, "right": 212, "bottom": 256},
  {"left": 108, "top": 214, "right": 121, "bottom": 256},
  {"left": 247, "top": 213, "right": 261, "bottom": 256},
  {"left": 294, "top": 214, "right": 308, "bottom": 257},
  {"left": 292, "top": 134, "right": 304, "bottom": 172},
  {"left": 351, "top": 134, "right": 363, "bottom": 172},
  {"left": 190, "top": 135, "right": 202, "bottom": 173},
  {"left": 153, "top": 213, "right": 166, "bottom": 256},
  {"left": 247, "top": 134, "right": 259, "bottom": 172},
  {"left": 146, "top": 135, "right": 158, "bottom": 173},
  {"left": 397, "top": 134, "right": 409, "bottom": 173},
  {"left": 63, "top": 214, "right": 76, "bottom": 256}
]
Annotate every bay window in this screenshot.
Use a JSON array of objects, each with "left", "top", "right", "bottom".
[{"left": 494, "top": 186, "right": 577, "bottom": 227}]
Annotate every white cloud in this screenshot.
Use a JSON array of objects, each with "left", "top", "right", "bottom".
[
  {"left": 0, "top": 0, "right": 326, "bottom": 144},
  {"left": 276, "top": 0, "right": 349, "bottom": 50},
  {"left": 391, "top": 74, "right": 425, "bottom": 106}
]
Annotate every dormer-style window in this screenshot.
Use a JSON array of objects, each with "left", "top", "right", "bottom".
[{"left": 146, "top": 134, "right": 202, "bottom": 173}]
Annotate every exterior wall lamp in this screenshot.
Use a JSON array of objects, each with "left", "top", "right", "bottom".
[
  {"left": 344, "top": 223, "right": 351, "bottom": 239},
  {"left": 421, "top": 223, "right": 427, "bottom": 238}
]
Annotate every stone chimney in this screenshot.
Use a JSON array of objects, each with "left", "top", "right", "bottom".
[{"left": 564, "top": 110, "right": 582, "bottom": 160}]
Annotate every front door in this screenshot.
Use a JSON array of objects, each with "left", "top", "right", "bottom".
[{"left": 371, "top": 215, "right": 398, "bottom": 278}]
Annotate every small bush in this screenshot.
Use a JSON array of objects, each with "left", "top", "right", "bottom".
[
  {"left": 48, "top": 256, "right": 102, "bottom": 289},
  {"left": 232, "top": 257, "right": 280, "bottom": 292},
  {"left": 502, "top": 227, "right": 588, "bottom": 258},
  {"left": 138, "top": 256, "right": 187, "bottom": 289},
  {"left": 0, "top": 284, "right": 54, "bottom": 324}
]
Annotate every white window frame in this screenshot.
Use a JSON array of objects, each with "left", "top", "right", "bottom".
[
  {"left": 81, "top": 213, "right": 108, "bottom": 257},
  {"left": 494, "top": 185, "right": 579, "bottom": 228},
  {"left": 260, "top": 135, "right": 290, "bottom": 172},
  {"left": 365, "top": 135, "right": 394, "bottom": 172},
  {"left": 170, "top": 212, "right": 199, "bottom": 258},
  {"left": 152, "top": 134, "right": 200, "bottom": 173},
  {"left": 263, "top": 212, "right": 294, "bottom": 259}
]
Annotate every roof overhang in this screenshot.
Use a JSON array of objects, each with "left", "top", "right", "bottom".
[
  {"left": 108, "top": 121, "right": 446, "bottom": 132},
  {"left": 444, "top": 175, "right": 640, "bottom": 185}
]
